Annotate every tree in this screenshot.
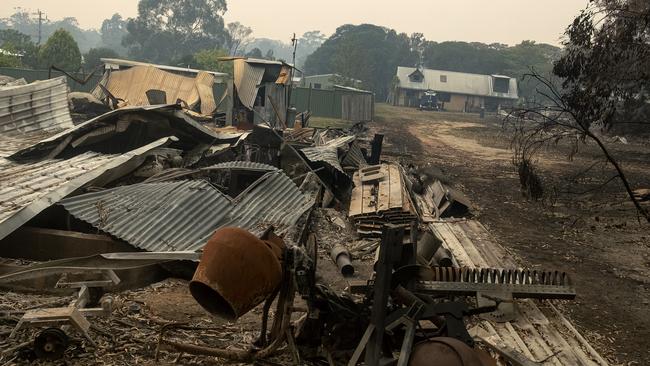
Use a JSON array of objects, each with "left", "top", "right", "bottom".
[
  {"left": 245, "top": 47, "right": 263, "bottom": 59},
  {"left": 553, "top": 0, "right": 650, "bottom": 135},
  {"left": 264, "top": 49, "right": 275, "bottom": 61},
  {"left": 0, "top": 9, "right": 100, "bottom": 52},
  {"left": 506, "top": 0, "right": 650, "bottom": 222},
  {"left": 0, "top": 29, "right": 39, "bottom": 68},
  {"left": 409, "top": 32, "right": 425, "bottom": 66},
  {"left": 227, "top": 22, "right": 252, "bottom": 56},
  {"left": 101, "top": 14, "right": 128, "bottom": 55},
  {"left": 422, "top": 41, "right": 512, "bottom": 75},
  {"left": 299, "top": 31, "right": 327, "bottom": 50},
  {"left": 0, "top": 51, "right": 21, "bottom": 67},
  {"left": 193, "top": 48, "right": 233, "bottom": 74},
  {"left": 38, "top": 28, "right": 81, "bottom": 71},
  {"left": 84, "top": 47, "right": 119, "bottom": 70},
  {"left": 123, "top": 0, "right": 230, "bottom": 64},
  {"left": 304, "top": 24, "right": 418, "bottom": 99}
]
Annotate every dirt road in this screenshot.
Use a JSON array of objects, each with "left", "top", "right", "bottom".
[{"left": 372, "top": 104, "right": 650, "bottom": 364}]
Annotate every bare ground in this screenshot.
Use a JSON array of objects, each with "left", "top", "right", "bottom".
[{"left": 372, "top": 104, "right": 650, "bottom": 365}]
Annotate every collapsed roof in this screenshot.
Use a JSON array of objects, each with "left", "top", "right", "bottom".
[
  {"left": 58, "top": 164, "right": 314, "bottom": 252},
  {"left": 9, "top": 104, "right": 247, "bottom": 162},
  {"left": 0, "top": 77, "right": 74, "bottom": 157},
  {"left": 0, "top": 137, "right": 175, "bottom": 241},
  {"left": 92, "top": 59, "right": 226, "bottom": 118}
]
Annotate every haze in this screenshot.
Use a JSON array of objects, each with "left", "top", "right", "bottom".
[{"left": 1, "top": 0, "right": 589, "bottom": 45}]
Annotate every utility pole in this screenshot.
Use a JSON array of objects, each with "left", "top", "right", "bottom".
[
  {"left": 34, "top": 9, "right": 46, "bottom": 45},
  {"left": 285, "top": 33, "right": 298, "bottom": 126}
]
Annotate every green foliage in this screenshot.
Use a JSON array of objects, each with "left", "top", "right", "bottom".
[
  {"left": 423, "top": 42, "right": 511, "bottom": 74},
  {"left": 193, "top": 48, "right": 233, "bottom": 75},
  {"left": 0, "top": 29, "right": 39, "bottom": 68},
  {"left": 245, "top": 47, "right": 263, "bottom": 59},
  {"left": 123, "top": 0, "right": 230, "bottom": 64},
  {"left": 0, "top": 52, "right": 21, "bottom": 67},
  {"left": 245, "top": 31, "right": 327, "bottom": 69},
  {"left": 304, "top": 24, "right": 418, "bottom": 99},
  {"left": 84, "top": 47, "right": 119, "bottom": 70},
  {"left": 100, "top": 14, "right": 127, "bottom": 55},
  {"left": 39, "top": 28, "right": 82, "bottom": 71},
  {"left": 0, "top": 9, "right": 100, "bottom": 52}
]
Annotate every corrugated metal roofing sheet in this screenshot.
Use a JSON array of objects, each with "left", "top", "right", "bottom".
[
  {"left": 301, "top": 135, "right": 356, "bottom": 173},
  {"left": 206, "top": 161, "right": 278, "bottom": 171},
  {"left": 0, "top": 77, "right": 73, "bottom": 135},
  {"left": 342, "top": 141, "right": 367, "bottom": 168},
  {"left": 0, "top": 77, "right": 74, "bottom": 157},
  {"left": 11, "top": 104, "right": 245, "bottom": 160},
  {"left": 58, "top": 170, "right": 314, "bottom": 252},
  {"left": 396, "top": 67, "right": 518, "bottom": 99},
  {"left": 100, "top": 58, "right": 228, "bottom": 77},
  {"left": 233, "top": 60, "right": 266, "bottom": 110},
  {"left": 0, "top": 137, "right": 174, "bottom": 240},
  {"left": 92, "top": 66, "right": 217, "bottom": 116}
]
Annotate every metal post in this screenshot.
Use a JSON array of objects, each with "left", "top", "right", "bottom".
[
  {"left": 285, "top": 33, "right": 298, "bottom": 125},
  {"left": 365, "top": 224, "right": 404, "bottom": 366}
]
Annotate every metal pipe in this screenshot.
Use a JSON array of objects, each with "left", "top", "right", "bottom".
[
  {"left": 416, "top": 231, "right": 441, "bottom": 265},
  {"left": 330, "top": 245, "right": 354, "bottom": 276},
  {"left": 432, "top": 247, "right": 453, "bottom": 267}
]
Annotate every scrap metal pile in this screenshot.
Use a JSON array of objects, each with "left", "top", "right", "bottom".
[{"left": 0, "top": 61, "right": 601, "bottom": 366}]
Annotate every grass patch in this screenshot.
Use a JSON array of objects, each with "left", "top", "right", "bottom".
[
  {"left": 307, "top": 116, "right": 358, "bottom": 129},
  {"left": 375, "top": 103, "right": 498, "bottom": 124}
]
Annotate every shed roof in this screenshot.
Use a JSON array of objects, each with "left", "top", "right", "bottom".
[
  {"left": 101, "top": 58, "right": 228, "bottom": 77},
  {"left": 92, "top": 65, "right": 218, "bottom": 116},
  {"left": 0, "top": 77, "right": 74, "bottom": 157},
  {"left": 396, "top": 67, "right": 518, "bottom": 99},
  {"left": 0, "top": 137, "right": 174, "bottom": 241},
  {"left": 59, "top": 169, "right": 314, "bottom": 252}
]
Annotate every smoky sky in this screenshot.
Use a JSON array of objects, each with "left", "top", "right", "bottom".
[{"left": 1, "top": 0, "right": 589, "bottom": 45}]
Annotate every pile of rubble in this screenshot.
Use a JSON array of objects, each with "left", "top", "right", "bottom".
[{"left": 0, "top": 60, "right": 608, "bottom": 366}]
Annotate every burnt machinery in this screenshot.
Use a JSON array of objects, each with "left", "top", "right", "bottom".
[
  {"left": 349, "top": 224, "right": 576, "bottom": 366},
  {"left": 157, "top": 225, "right": 575, "bottom": 366}
]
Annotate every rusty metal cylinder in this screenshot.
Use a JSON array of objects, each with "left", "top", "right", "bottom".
[
  {"left": 189, "top": 227, "right": 284, "bottom": 320},
  {"left": 432, "top": 247, "right": 453, "bottom": 267},
  {"left": 416, "top": 231, "right": 442, "bottom": 265},
  {"left": 409, "top": 337, "right": 495, "bottom": 366},
  {"left": 330, "top": 244, "right": 354, "bottom": 276}
]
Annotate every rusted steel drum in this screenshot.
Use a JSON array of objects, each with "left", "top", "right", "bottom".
[
  {"left": 409, "top": 337, "right": 496, "bottom": 366},
  {"left": 189, "top": 227, "right": 284, "bottom": 320}
]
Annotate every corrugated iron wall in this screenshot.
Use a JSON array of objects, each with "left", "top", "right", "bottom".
[
  {"left": 0, "top": 67, "right": 229, "bottom": 112},
  {"left": 291, "top": 87, "right": 373, "bottom": 121},
  {"left": 292, "top": 88, "right": 340, "bottom": 119},
  {"left": 341, "top": 93, "right": 374, "bottom": 122}
]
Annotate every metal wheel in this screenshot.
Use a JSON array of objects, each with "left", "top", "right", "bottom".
[{"left": 34, "top": 327, "right": 69, "bottom": 360}]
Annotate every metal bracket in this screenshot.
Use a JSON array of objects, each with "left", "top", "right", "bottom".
[{"left": 477, "top": 290, "right": 517, "bottom": 323}]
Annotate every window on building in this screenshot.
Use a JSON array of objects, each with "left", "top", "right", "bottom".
[
  {"left": 493, "top": 77, "right": 510, "bottom": 93},
  {"left": 440, "top": 75, "right": 447, "bottom": 83},
  {"left": 408, "top": 70, "right": 424, "bottom": 83},
  {"left": 314, "top": 83, "right": 322, "bottom": 89}
]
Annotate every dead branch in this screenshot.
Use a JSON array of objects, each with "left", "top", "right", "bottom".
[{"left": 505, "top": 70, "right": 650, "bottom": 222}]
